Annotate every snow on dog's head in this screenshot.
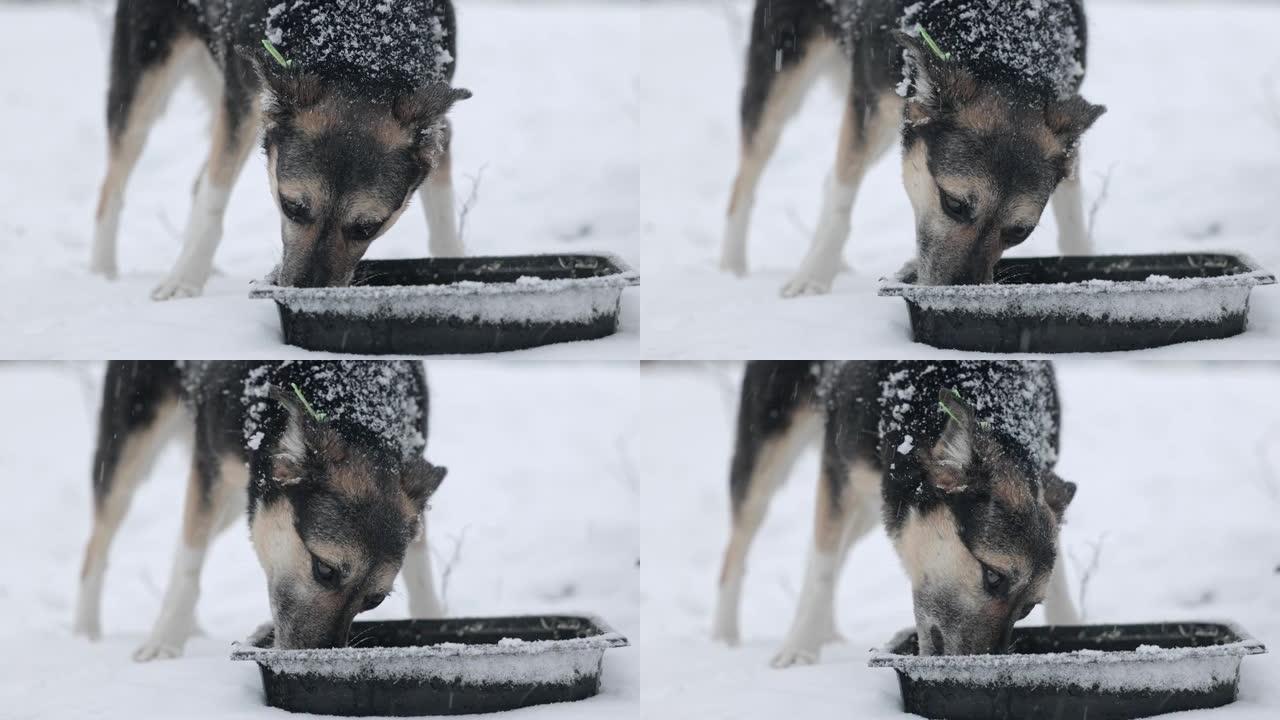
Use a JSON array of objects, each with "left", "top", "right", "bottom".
[
  {"left": 240, "top": 0, "right": 471, "bottom": 288},
  {"left": 891, "top": 388, "right": 1076, "bottom": 656},
  {"left": 894, "top": 0, "right": 1104, "bottom": 286},
  {"left": 248, "top": 383, "right": 445, "bottom": 650}
]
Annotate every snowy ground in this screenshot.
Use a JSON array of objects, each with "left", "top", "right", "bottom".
[
  {"left": 0, "top": 1, "right": 639, "bottom": 359},
  {"left": 637, "top": 362, "right": 1280, "bottom": 719},
  {"left": 641, "top": 1, "right": 1280, "bottom": 359},
  {"left": 0, "top": 362, "right": 640, "bottom": 719}
]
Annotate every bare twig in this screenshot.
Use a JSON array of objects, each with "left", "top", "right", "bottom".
[
  {"left": 1086, "top": 164, "right": 1115, "bottom": 244},
  {"left": 456, "top": 164, "right": 487, "bottom": 245},
  {"left": 1071, "top": 533, "right": 1107, "bottom": 621},
  {"left": 435, "top": 526, "right": 468, "bottom": 614},
  {"left": 784, "top": 207, "right": 813, "bottom": 240}
]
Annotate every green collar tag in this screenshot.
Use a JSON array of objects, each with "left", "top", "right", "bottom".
[{"left": 916, "top": 24, "right": 952, "bottom": 62}]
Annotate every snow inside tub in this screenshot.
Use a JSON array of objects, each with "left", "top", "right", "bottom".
[
  {"left": 869, "top": 622, "right": 1266, "bottom": 720},
  {"left": 879, "top": 253, "right": 1275, "bottom": 353},
  {"left": 231, "top": 615, "right": 629, "bottom": 716},
  {"left": 250, "top": 254, "right": 639, "bottom": 355}
]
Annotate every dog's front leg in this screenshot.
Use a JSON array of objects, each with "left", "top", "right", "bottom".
[
  {"left": 152, "top": 88, "right": 259, "bottom": 300},
  {"left": 134, "top": 460, "right": 241, "bottom": 661},
  {"left": 420, "top": 121, "right": 465, "bottom": 257},
  {"left": 1051, "top": 155, "right": 1093, "bottom": 255},
  {"left": 402, "top": 513, "right": 444, "bottom": 618},
  {"left": 781, "top": 93, "right": 900, "bottom": 298},
  {"left": 772, "top": 461, "right": 879, "bottom": 668}
]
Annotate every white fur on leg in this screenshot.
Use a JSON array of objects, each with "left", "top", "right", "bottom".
[
  {"left": 152, "top": 176, "right": 231, "bottom": 300},
  {"left": 73, "top": 569, "right": 105, "bottom": 640},
  {"left": 1043, "top": 542, "right": 1080, "bottom": 625},
  {"left": 134, "top": 544, "right": 206, "bottom": 661},
  {"left": 91, "top": 202, "right": 122, "bottom": 280},
  {"left": 781, "top": 173, "right": 859, "bottom": 298},
  {"left": 720, "top": 204, "right": 751, "bottom": 276},
  {"left": 712, "top": 571, "right": 744, "bottom": 646},
  {"left": 402, "top": 515, "right": 444, "bottom": 618},
  {"left": 1052, "top": 166, "right": 1092, "bottom": 255},
  {"left": 422, "top": 180, "right": 464, "bottom": 257},
  {"left": 771, "top": 547, "right": 842, "bottom": 668}
]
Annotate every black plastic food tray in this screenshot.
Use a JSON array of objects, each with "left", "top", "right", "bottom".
[
  {"left": 250, "top": 254, "right": 639, "bottom": 355},
  {"left": 231, "top": 615, "right": 628, "bottom": 716},
  {"left": 879, "top": 253, "right": 1274, "bottom": 353},
  {"left": 869, "top": 622, "right": 1266, "bottom": 720}
]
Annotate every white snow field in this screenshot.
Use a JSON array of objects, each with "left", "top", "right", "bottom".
[
  {"left": 0, "top": 362, "right": 640, "bottom": 719},
  {"left": 641, "top": 1, "right": 1280, "bottom": 359},
  {"left": 637, "top": 362, "right": 1280, "bottom": 719},
  {"left": 0, "top": 1, "right": 639, "bottom": 359}
]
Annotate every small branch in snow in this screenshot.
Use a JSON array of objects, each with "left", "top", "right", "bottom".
[
  {"left": 435, "top": 526, "right": 468, "bottom": 614},
  {"left": 1071, "top": 533, "right": 1107, "bottom": 621},
  {"left": 785, "top": 207, "right": 813, "bottom": 240},
  {"left": 456, "top": 164, "right": 487, "bottom": 245},
  {"left": 1086, "top": 164, "right": 1115, "bottom": 244}
]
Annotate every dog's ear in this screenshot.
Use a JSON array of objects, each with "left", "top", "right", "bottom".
[
  {"left": 923, "top": 388, "right": 978, "bottom": 492},
  {"left": 401, "top": 456, "right": 447, "bottom": 512},
  {"left": 893, "top": 30, "right": 977, "bottom": 126},
  {"left": 1043, "top": 472, "right": 1077, "bottom": 522},
  {"left": 392, "top": 83, "right": 472, "bottom": 167},
  {"left": 1045, "top": 95, "right": 1106, "bottom": 151},
  {"left": 393, "top": 83, "right": 472, "bottom": 128},
  {"left": 265, "top": 384, "right": 333, "bottom": 486},
  {"left": 235, "top": 45, "right": 324, "bottom": 124}
]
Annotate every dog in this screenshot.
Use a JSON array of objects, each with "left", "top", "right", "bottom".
[
  {"left": 73, "top": 361, "right": 447, "bottom": 661},
  {"left": 713, "top": 361, "right": 1078, "bottom": 666},
  {"left": 721, "top": 0, "right": 1106, "bottom": 295},
  {"left": 92, "top": 0, "right": 472, "bottom": 298}
]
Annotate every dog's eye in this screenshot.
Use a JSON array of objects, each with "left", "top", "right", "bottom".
[
  {"left": 362, "top": 593, "right": 387, "bottom": 612},
  {"left": 982, "top": 565, "right": 1007, "bottom": 596},
  {"left": 312, "top": 556, "right": 342, "bottom": 588},
  {"left": 344, "top": 221, "right": 383, "bottom": 244},
  {"left": 1003, "top": 226, "right": 1034, "bottom": 247},
  {"left": 939, "top": 189, "right": 972, "bottom": 223},
  {"left": 281, "top": 197, "right": 312, "bottom": 225}
]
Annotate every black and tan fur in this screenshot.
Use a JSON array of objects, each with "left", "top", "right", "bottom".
[
  {"left": 92, "top": 0, "right": 471, "bottom": 298},
  {"left": 713, "top": 361, "right": 1078, "bottom": 666},
  {"left": 73, "top": 361, "right": 446, "bottom": 661},
  {"left": 722, "top": 0, "right": 1106, "bottom": 295}
]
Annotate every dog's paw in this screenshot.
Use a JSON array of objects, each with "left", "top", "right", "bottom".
[
  {"left": 780, "top": 275, "right": 833, "bottom": 298},
  {"left": 770, "top": 644, "right": 820, "bottom": 668},
  {"left": 151, "top": 278, "right": 204, "bottom": 301},
  {"left": 133, "top": 638, "right": 184, "bottom": 662}
]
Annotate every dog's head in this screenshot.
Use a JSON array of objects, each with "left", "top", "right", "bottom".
[
  {"left": 894, "top": 32, "right": 1105, "bottom": 285},
  {"left": 249, "top": 387, "right": 446, "bottom": 649},
  {"left": 893, "top": 390, "right": 1076, "bottom": 656},
  {"left": 247, "top": 50, "right": 471, "bottom": 288}
]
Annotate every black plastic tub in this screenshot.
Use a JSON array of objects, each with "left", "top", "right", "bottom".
[
  {"left": 250, "top": 254, "right": 639, "bottom": 355},
  {"left": 879, "top": 253, "right": 1275, "bottom": 353},
  {"left": 869, "top": 622, "right": 1266, "bottom": 720},
  {"left": 231, "top": 615, "right": 628, "bottom": 716}
]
